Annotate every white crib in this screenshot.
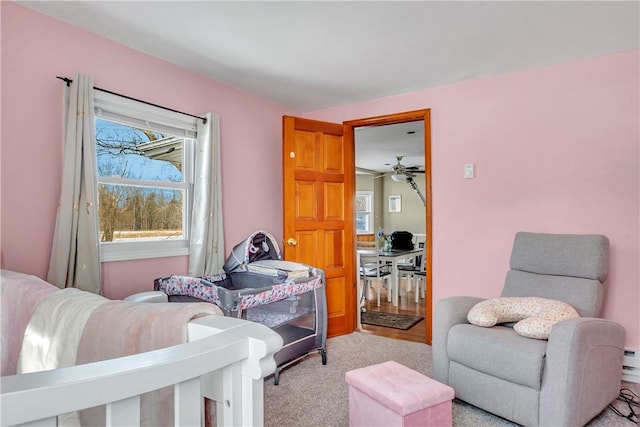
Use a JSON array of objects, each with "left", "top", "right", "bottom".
[{"left": 1, "top": 315, "right": 282, "bottom": 427}]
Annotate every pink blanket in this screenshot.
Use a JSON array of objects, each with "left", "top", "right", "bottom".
[
  {"left": 2, "top": 269, "right": 223, "bottom": 425},
  {"left": 76, "top": 299, "right": 222, "bottom": 426},
  {"left": 18, "top": 288, "right": 107, "bottom": 374},
  {"left": 1, "top": 270, "right": 58, "bottom": 376}
]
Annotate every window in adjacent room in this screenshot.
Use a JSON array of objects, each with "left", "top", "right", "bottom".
[
  {"left": 355, "top": 191, "right": 373, "bottom": 234},
  {"left": 94, "top": 91, "right": 198, "bottom": 262}
]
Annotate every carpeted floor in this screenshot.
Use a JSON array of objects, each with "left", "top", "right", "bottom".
[{"left": 264, "top": 332, "right": 638, "bottom": 427}]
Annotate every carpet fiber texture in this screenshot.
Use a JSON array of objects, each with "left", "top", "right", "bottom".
[
  {"left": 263, "top": 332, "right": 638, "bottom": 427},
  {"left": 360, "top": 311, "right": 423, "bottom": 330}
]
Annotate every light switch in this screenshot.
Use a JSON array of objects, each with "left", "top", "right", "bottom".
[{"left": 464, "top": 163, "right": 475, "bottom": 179}]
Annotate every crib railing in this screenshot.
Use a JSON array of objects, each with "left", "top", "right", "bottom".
[{"left": 1, "top": 316, "right": 283, "bottom": 427}]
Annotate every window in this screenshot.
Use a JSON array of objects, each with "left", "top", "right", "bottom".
[
  {"left": 94, "top": 91, "right": 198, "bottom": 261},
  {"left": 355, "top": 191, "right": 373, "bottom": 234}
]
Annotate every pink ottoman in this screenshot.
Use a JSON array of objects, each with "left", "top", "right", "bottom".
[{"left": 345, "top": 360, "right": 454, "bottom": 427}]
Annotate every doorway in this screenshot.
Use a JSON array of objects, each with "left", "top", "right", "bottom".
[{"left": 345, "top": 109, "right": 432, "bottom": 345}]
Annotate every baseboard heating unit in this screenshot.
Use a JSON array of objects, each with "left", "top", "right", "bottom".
[{"left": 623, "top": 347, "right": 639, "bottom": 384}]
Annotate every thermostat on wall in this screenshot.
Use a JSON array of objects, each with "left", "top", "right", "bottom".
[{"left": 464, "top": 163, "right": 475, "bottom": 179}]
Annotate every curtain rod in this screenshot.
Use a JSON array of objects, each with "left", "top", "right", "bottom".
[{"left": 56, "top": 76, "right": 206, "bottom": 124}]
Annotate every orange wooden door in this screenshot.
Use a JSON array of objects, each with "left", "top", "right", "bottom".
[{"left": 282, "top": 116, "right": 354, "bottom": 337}]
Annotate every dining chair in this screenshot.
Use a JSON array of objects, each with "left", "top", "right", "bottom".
[
  {"left": 359, "top": 252, "right": 392, "bottom": 307},
  {"left": 413, "top": 258, "right": 427, "bottom": 303},
  {"left": 413, "top": 233, "right": 427, "bottom": 248},
  {"left": 397, "top": 242, "right": 425, "bottom": 295},
  {"left": 396, "top": 255, "right": 414, "bottom": 292}
]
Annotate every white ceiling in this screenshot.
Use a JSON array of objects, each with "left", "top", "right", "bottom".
[
  {"left": 18, "top": 1, "right": 639, "bottom": 172},
  {"left": 355, "top": 121, "right": 425, "bottom": 173}
]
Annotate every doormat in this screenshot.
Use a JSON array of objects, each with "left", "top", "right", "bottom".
[{"left": 361, "top": 311, "right": 424, "bottom": 330}]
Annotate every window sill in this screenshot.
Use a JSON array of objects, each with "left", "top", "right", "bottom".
[{"left": 100, "top": 240, "right": 189, "bottom": 262}]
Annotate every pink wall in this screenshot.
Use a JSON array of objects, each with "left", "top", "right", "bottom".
[
  {"left": 305, "top": 49, "right": 639, "bottom": 347},
  {"left": 1, "top": 2, "right": 291, "bottom": 299}
]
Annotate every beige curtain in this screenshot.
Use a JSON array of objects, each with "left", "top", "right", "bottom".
[
  {"left": 189, "top": 113, "right": 225, "bottom": 276},
  {"left": 47, "top": 74, "right": 101, "bottom": 294}
]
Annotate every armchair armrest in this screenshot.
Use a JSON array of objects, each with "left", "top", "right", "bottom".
[
  {"left": 432, "top": 296, "right": 484, "bottom": 384},
  {"left": 541, "top": 318, "right": 625, "bottom": 427}
]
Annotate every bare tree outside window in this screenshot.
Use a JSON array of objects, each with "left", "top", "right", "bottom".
[{"left": 96, "top": 119, "right": 188, "bottom": 243}]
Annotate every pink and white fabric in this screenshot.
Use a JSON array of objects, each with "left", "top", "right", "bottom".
[{"left": 1, "top": 270, "right": 58, "bottom": 376}]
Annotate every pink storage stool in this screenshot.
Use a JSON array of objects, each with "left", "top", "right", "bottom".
[{"left": 345, "top": 360, "right": 454, "bottom": 427}]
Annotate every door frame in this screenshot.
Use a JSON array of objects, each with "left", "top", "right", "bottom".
[{"left": 344, "top": 109, "right": 433, "bottom": 345}]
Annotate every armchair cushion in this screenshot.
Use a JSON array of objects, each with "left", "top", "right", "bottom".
[
  {"left": 467, "top": 296, "right": 580, "bottom": 339},
  {"left": 448, "top": 325, "right": 548, "bottom": 389}
]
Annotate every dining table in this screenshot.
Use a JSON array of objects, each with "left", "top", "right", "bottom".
[{"left": 356, "top": 247, "right": 423, "bottom": 307}]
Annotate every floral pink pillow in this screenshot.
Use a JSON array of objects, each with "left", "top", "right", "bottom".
[{"left": 467, "top": 297, "right": 580, "bottom": 339}]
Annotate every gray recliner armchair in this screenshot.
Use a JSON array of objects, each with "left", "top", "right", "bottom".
[{"left": 433, "top": 232, "right": 625, "bottom": 427}]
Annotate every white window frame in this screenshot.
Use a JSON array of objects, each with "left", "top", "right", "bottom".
[
  {"left": 94, "top": 91, "right": 198, "bottom": 262},
  {"left": 355, "top": 191, "right": 374, "bottom": 234}
]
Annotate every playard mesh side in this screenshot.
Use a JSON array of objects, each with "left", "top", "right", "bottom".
[{"left": 155, "top": 271, "right": 323, "bottom": 311}]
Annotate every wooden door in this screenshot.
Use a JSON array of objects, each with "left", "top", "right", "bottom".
[{"left": 282, "top": 116, "right": 354, "bottom": 337}]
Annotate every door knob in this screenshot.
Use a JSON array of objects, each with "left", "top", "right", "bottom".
[{"left": 287, "top": 238, "right": 297, "bottom": 246}]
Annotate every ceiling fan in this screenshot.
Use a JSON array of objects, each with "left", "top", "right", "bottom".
[
  {"left": 376, "top": 156, "right": 427, "bottom": 206},
  {"left": 378, "top": 156, "right": 425, "bottom": 181}
]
